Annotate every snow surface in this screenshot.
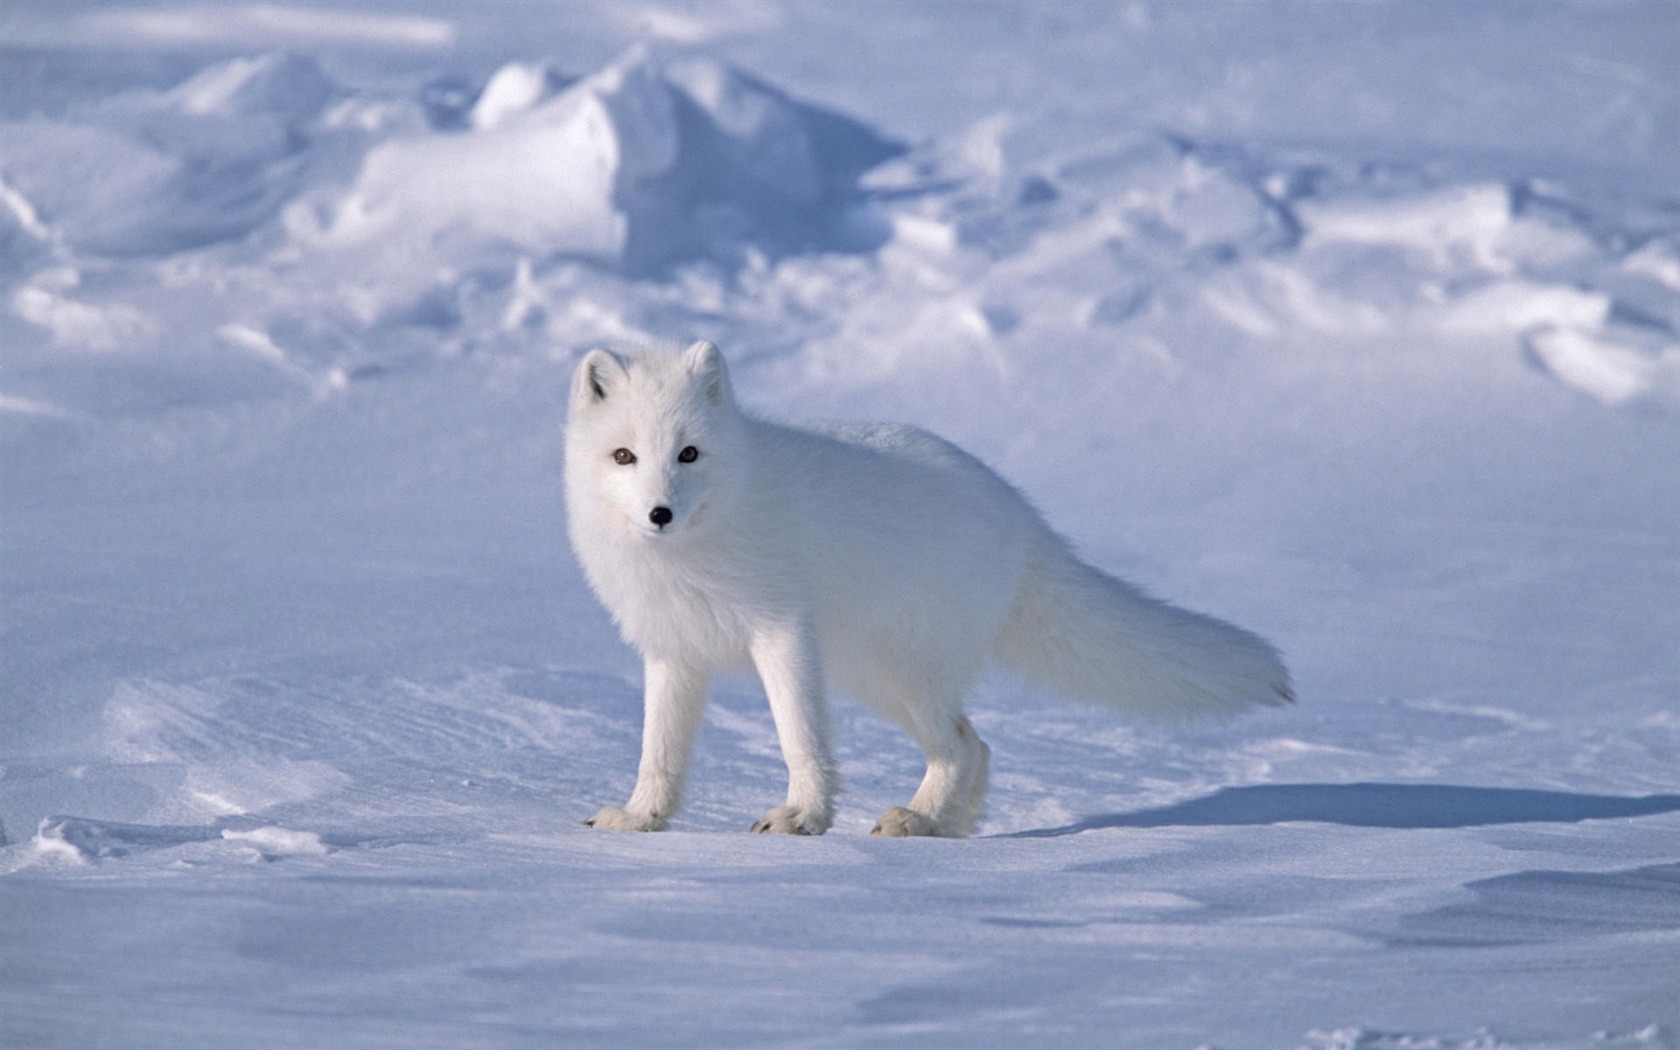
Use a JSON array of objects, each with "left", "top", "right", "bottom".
[{"left": 2, "top": 2, "right": 1679, "bottom": 1047}]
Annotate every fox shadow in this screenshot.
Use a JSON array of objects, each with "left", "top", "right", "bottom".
[{"left": 1002, "top": 782, "right": 1680, "bottom": 838}]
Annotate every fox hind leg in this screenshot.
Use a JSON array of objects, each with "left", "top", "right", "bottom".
[{"left": 872, "top": 712, "right": 990, "bottom": 838}]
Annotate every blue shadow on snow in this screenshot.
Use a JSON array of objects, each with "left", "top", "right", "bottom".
[{"left": 1003, "top": 782, "right": 1680, "bottom": 838}]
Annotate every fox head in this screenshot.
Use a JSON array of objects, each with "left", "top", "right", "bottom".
[{"left": 565, "top": 340, "right": 745, "bottom": 542}]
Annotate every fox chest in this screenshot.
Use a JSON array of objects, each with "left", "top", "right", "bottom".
[{"left": 590, "top": 549, "right": 776, "bottom": 667}]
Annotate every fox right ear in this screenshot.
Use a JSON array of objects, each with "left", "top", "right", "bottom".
[
  {"left": 572, "top": 348, "right": 624, "bottom": 410},
  {"left": 683, "top": 340, "right": 732, "bottom": 404}
]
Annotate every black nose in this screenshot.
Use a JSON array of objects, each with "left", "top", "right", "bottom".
[{"left": 649, "top": 506, "right": 673, "bottom": 528}]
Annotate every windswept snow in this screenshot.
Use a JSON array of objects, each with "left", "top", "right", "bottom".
[{"left": 2, "top": 3, "right": 1679, "bottom": 1048}]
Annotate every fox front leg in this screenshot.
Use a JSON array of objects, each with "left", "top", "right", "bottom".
[
  {"left": 748, "top": 621, "right": 837, "bottom": 835},
  {"left": 588, "top": 658, "right": 708, "bottom": 831}
]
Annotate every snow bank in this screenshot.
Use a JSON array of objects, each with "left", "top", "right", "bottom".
[
  {"left": 6, "top": 43, "right": 1674, "bottom": 414},
  {"left": 293, "top": 46, "right": 901, "bottom": 275},
  {"left": 0, "top": 52, "right": 339, "bottom": 259}
]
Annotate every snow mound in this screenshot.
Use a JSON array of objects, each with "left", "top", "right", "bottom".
[
  {"left": 1295, "top": 183, "right": 1594, "bottom": 274},
  {"left": 30, "top": 817, "right": 327, "bottom": 864},
  {"left": 293, "top": 47, "right": 902, "bottom": 275},
  {"left": 34, "top": 816, "right": 221, "bottom": 862},
  {"left": 1524, "top": 325, "right": 1680, "bottom": 407},
  {"left": 469, "top": 61, "right": 565, "bottom": 131},
  {"left": 221, "top": 826, "right": 329, "bottom": 859},
  {"left": 0, "top": 53, "right": 341, "bottom": 258},
  {"left": 951, "top": 133, "right": 1680, "bottom": 411},
  {"left": 11, "top": 267, "right": 155, "bottom": 350},
  {"left": 755, "top": 122, "right": 1680, "bottom": 414}
]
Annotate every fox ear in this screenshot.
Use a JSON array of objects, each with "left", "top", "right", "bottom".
[
  {"left": 572, "top": 348, "right": 625, "bottom": 410},
  {"left": 684, "top": 340, "right": 732, "bottom": 404}
]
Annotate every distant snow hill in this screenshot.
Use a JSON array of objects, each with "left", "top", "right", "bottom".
[
  {"left": 292, "top": 46, "right": 905, "bottom": 275},
  {"left": 2, "top": 45, "right": 1677, "bottom": 411}
]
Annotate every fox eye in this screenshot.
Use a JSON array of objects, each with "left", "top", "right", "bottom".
[
  {"left": 677, "top": 446, "right": 699, "bottom": 463},
  {"left": 612, "top": 448, "right": 637, "bottom": 466}
]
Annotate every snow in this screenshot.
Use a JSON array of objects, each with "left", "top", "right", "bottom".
[{"left": 2, "top": 2, "right": 1678, "bottom": 1047}]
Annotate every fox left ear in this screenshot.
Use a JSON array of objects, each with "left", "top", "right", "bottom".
[
  {"left": 684, "top": 340, "right": 732, "bottom": 404},
  {"left": 572, "top": 348, "right": 625, "bottom": 411}
]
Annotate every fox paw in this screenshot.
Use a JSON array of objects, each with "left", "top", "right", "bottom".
[
  {"left": 870, "top": 806, "right": 946, "bottom": 838},
  {"left": 585, "top": 805, "right": 666, "bottom": 832},
  {"left": 750, "top": 805, "right": 829, "bottom": 836}
]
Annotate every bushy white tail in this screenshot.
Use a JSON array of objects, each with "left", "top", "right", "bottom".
[{"left": 994, "top": 541, "right": 1293, "bottom": 721}]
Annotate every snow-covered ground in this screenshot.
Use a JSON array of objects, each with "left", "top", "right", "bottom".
[{"left": 3, "top": 2, "right": 1679, "bottom": 1046}]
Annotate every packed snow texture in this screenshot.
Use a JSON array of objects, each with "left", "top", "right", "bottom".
[{"left": 2, "top": 2, "right": 1678, "bottom": 1048}]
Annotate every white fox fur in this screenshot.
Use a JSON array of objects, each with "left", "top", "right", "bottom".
[{"left": 566, "top": 340, "right": 1291, "bottom": 837}]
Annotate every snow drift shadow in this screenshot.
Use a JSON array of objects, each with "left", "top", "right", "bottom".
[
  {"left": 1004, "top": 783, "right": 1680, "bottom": 838},
  {"left": 1395, "top": 862, "right": 1680, "bottom": 948}
]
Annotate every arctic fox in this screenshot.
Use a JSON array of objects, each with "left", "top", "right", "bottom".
[{"left": 566, "top": 340, "right": 1291, "bottom": 837}]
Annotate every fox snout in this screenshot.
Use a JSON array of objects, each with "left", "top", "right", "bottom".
[{"left": 643, "top": 501, "right": 698, "bottom": 534}]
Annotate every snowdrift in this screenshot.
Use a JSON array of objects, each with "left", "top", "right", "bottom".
[
  {"left": 0, "top": 52, "right": 338, "bottom": 259},
  {"left": 1, "top": 45, "right": 902, "bottom": 309},
  {"left": 292, "top": 46, "right": 903, "bottom": 274},
  {"left": 3, "top": 44, "right": 1676, "bottom": 412}
]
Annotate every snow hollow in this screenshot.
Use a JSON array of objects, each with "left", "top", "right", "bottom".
[{"left": 2, "top": 3, "right": 1679, "bottom": 1047}]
